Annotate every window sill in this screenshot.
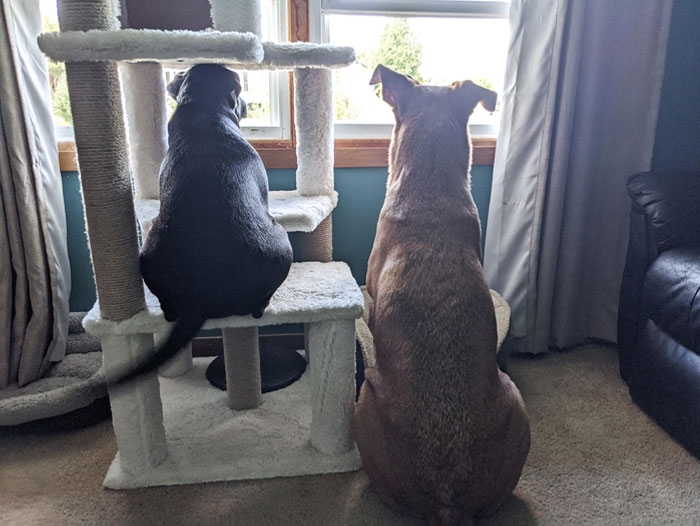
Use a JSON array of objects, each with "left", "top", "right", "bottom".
[{"left": 58, "top": 137, "right": 496, "bottom": 172}]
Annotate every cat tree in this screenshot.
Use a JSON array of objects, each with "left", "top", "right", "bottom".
[{"left": 39, "top": 0, "right": 364, "bottom": 488}]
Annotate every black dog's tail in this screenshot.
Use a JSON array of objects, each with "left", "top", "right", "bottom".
[{"left": 105, "top": 314, "right": 206, "bottom": 387}]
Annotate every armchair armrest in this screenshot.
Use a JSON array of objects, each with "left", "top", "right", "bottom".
[
  {"left": 618, "top": 171, "right": 700, "bottom": 380},
  {"left": 627, "top": 171, "right": 700, "bottom": 253},
  {"left": 617, "top": 202, "right": 658, "bottom": 380}
]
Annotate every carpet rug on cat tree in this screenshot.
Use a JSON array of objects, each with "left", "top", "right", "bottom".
[{"left": 104, "top": 357, "right": 361, "bottom": 489}]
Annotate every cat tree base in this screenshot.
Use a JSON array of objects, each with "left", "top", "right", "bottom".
[
  {"left": 104, "top": 358, "right": 361, "bottom": 489},
  {"left": 83, "top": 262, "right": 363, "bottom": 488}
]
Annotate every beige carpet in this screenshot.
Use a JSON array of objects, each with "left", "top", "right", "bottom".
[{"left": 1, "top": 344, "right": 699, "bottom": 526}]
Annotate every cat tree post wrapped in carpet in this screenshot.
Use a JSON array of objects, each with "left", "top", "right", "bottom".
[
  {"left": 294, "top": 68, "right": 334, "bottom": 198},
  {"left": 294, "top": 67, "right": 334, "bottom": 355},
  {"left": 58, "top": 0, "right": 167, "bottom": 470},
  {"left": 294, "top": 67, "right": 334, "bottom": 261},
  {"left": 120, "top": 62, "right": 166, "bottom": 201},
  {"left": 120, "top": 61, "right": 193, "bottom": 379}
]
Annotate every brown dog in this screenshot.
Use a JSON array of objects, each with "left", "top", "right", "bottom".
[{"left": 353, "top": 65, "right": 530, "bottom": 526}]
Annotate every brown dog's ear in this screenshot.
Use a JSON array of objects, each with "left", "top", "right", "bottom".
[
  {"left": 453, "top": 80, "right": 497, "bottom": 113},
  {"left": 166, "top": 70, "right": 187, "bottom": 100},
  {"left": 369, "top": 64, "right": 416, "bottom": 108}
]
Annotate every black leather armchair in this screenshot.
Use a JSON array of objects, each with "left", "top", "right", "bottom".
[{"left": 618, "top": 171, "right": 700, "bottom": 459}]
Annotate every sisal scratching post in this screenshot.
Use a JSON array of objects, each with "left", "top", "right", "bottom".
[
  {"left": 120, "top": 62, "right": 167, "bottom": 201},
  {"left": 222, "top": 327, "right": 262, "bottom": 409},
  {"left": 301, "top": 216, "right": 333, "bottom": 361},
  {"left": 59, "top": 0, "right": 167, "bottom": 470},
  {"left": 209, "top": 0, "right": 262, "bottom": 36},
  {"left": 301, "top": 215, "right": 333, "bottom": 263}
]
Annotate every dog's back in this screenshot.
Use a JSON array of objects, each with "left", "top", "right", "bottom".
[
  {"left": 142, "top": 65, "right": 292, "bottom": 321},
  {"left": 354, "top": 66, "right": 530, "bottom": 525}
]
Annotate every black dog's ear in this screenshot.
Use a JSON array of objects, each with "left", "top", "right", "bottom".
[
  {"left": 453, "top": 80, "right": 497, "bottom": 114},
  {"left": 228, "top": 70, "right": 246, "bottom": 121},
  {"left": 369, "top": 64, "right": 416, "bottom": 109},
  {"left": 167, "top": 70, "right": 187, "bottom": 100},
  {"left": 230, "top": 70, "right": 242, "bottom": 96},
  {"left": 233, "top": 97, "right": 247, "bottom": 121}
]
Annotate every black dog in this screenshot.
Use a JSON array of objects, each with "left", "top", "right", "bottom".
[{"left": 111, "top": 64, "right": 292, "bottom": 385}]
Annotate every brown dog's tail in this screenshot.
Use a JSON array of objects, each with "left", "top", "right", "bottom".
[{"left": 105, "top": 314, "right": 206, "bottom": 387}]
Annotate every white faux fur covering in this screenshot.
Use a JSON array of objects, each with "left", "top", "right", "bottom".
[
  {"left": 258, "top": 41, "right": 355, "bottom": 70},
  {"left": 295, "top": 68, "right": 334, "bottom": 196},
  {"left": 38, "top": 29, "right": 264, "bottom": 64},
  {"left": 38, "top": 30, "right": 355, "bottom": 69},
  {"left": 103, "top": 358, "right": 361, "bottom": 489},
  {"left": 209, "top": 0, "right": 261, "bottom": 36},
  {"left": 268, "top": 190, "right": 338, "bottom": 231},
  {"left": 135, "top": 191, "right": 337, "bottom": 239},
  {"left": 83, "top": 262, "right": 364, "bottom": 337},
  {"left": 134, "top": 199, "right": 160, "bottom": 239},
  {"left": 120, "top": 63, "right": 167, "bottom": 200},
  {"left": 183, "top": 42, "right": 356, "bottom": 71}
]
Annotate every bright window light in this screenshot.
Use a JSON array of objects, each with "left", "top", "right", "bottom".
[
  {"left": 319, "top": 3, "right": 510, "bottom": 138},
  {"left": 41, "top": 0, "right": 290, "bottom": 141}
]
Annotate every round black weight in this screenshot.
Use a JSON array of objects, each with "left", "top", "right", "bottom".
[{"left": 206, "top": 345, "right": 307, "bottom": 393}]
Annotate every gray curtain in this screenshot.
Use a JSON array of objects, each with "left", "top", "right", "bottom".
[
  {"left": 0, "top": 0, "right": 70, "bottom": 387},
  {"left": 483, "top": 0, "right": 672, "bottom": 355}
]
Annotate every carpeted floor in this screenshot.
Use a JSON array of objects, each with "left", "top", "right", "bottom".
[{"left": 1, "top": 344, "right": 698, "bottom": 525}]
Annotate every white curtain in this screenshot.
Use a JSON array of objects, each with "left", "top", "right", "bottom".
[
  {"left": 483, "top": 0, "right": 673, "bottom": 355},
  {"left": 0, "top": 0, "right": 71, "bottom": 387}
]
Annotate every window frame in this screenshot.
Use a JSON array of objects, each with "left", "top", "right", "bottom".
[
  {"left": 317, "top": 0, "right": 508, "bottom": 140},
  {"left": 57, "top": 0, "right": 497, "bottom": 172}
]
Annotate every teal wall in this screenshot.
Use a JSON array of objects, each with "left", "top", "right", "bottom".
[
  {"left": 61, "top": 171, "right": 95, "bottom": 312},
  {"left": 61, "top": 166, "right": 494, "bottom": 313},
  {"left": 652, "top": 0, "right": 700, "bottom": 173}
]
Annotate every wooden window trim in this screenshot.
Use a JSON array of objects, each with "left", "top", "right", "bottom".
[
  {"left": 57, "top": 0, "right": 496, "bottom": 172},
  {"left": 58, "top": 137, "right": 495, "bottom": 172}
]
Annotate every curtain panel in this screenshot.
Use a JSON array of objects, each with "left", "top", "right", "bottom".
[
  {"left": 0, "top": 0, "right": 70, "bottom": 387},
  {"left": 484, "top": 0, "right": 673, "bottom": 354}
]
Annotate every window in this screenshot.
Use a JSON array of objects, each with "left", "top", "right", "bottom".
[
  {"left": 41, "top": 0, "right": 290, "bottom": 142},
  {"left": 312, "top": 0, "right": 510, "bottom": 139},
  {"left": 165, "top": 0, "right": 290, "bottom": 140},
  {"left": 43, "top": 0, "right": 504, "bottom": 170},
  {"left": 41, "top": 0, "right": 72, "bottom": 141}
]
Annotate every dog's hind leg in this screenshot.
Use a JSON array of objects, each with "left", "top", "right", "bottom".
[{"left": 353, "top": 368, "right": 402, "bottom": 513}]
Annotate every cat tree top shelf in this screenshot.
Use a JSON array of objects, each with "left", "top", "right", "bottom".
[
  {"left": 37, "top": 30, "right": 356, "bottom": 69},
  {"left": 83, "top": 261, "right": 365, "bottom": 337},
  {"left": 135, "top": 190, "right": 338, "bottom": 237}
]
